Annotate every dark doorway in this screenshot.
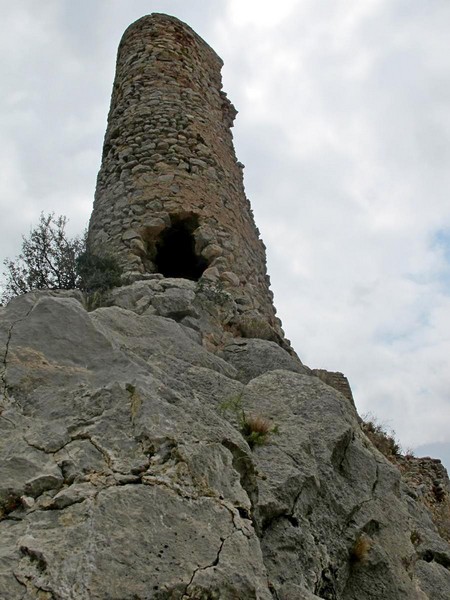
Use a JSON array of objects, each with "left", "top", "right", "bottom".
[{"left": 154, "top": 216, "right": 207, "bottom": 280}]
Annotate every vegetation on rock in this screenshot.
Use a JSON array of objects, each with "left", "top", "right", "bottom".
[
  {"left": 1, "top": 213, "right": 121, "bottom": 304},
  {"left": 76, "top": 251, "right": 122, "bottom": 294},
  {"left": 220, "top": 394, "right": 278, "bottom": 449},
  {"left": 361, "top": 414, "right": 401, "bottom": 458}
]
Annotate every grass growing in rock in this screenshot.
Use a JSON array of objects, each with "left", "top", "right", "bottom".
[
  {"left": 196, "top": 279, "right": 231, "bottom": 308},
  {"left": 361, "top": 414, "right": 400, "bottom": 459},
  {"left": 220, "top": 394, "right": 278, "bottom": 449}
]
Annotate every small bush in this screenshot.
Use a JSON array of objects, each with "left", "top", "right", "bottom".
[
  {"left": 237, "top": 316, "right": 276, "bottom": 342},
  {"left": 404, "top": 447, "right": 416, "bottom": 459},
  {"left": 220, "top": 395, "right": 278, "bottom": 449},
  {"left": 76, "top": 251, "right": 122, "bottom": 294},
  {"left": 241, "top": 414, "right": 278, "bottom": 448},
  {"left": 196, "top": 279, "right": 231, "bottom": 309},
  {"left": 1, "top": 213, "right": 122, "bottom": 305},
  {"left": 361, "top": 414, "right": 400, "bottom": 458},
  {"left": 1, "top": 213, "right": 84, "bottom": 303},
  {"left": 410, "top": 530, "right": 422, "bottom": 546}
]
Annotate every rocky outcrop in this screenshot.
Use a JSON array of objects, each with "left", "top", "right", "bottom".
[{"left": 1, "top": 283, "right": 450, "bottom": 599}]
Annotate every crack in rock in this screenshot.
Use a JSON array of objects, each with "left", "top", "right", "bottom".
[
  {"left": 14, "top": 552, "right": 55, "bottom": 600},
  {"left": 1, "top": 300, "right": 37, "bottom": 407},
  {"left": 371, "top": 462, "right": 380, "bottom": 496},
  {"left": 341, "top": 497, "right": 374, "bottom": 533},
  {"left": 12, "top": 573, "right": 27, "bottom": 596},
  {"left": 331, "top": 428, "right": 354, "bottom": 473},
  {"left": 340, "top": 462, "right": 380, "bottom": 533},
  {"left": 1, "top": 322, "right": 15, "bottom": 398},
  {"left": 72, "top": 434, "right": 115, "bottom": 469},
  {"left": 268, "top": 584, "right": 281, "bottom": 600},
  {"left": 182, "top": 530, "right": 236, "bottom": 598}
]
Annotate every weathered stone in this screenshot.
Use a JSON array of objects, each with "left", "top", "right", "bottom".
[
  {"left": 130, "top": 237, "right": 146, "bottom": 255},
  {"left": 88, "top": 13, "right": 285, "bottom": 349},
  {"left": 221, "top": 271, "right": 240, "bottom": 286},
  {"left": 201, "top": 243, "right": 223, "bottom": 261},
  {"left": 142, "top": 215, "right": 167, "bottom": 235},
  {"left": 122, "top": 228, "right": 140, "bottom": 241},
  {"left": 221, "top": 338, "right": 308, "bottom": 383},
  {"left": 151, "top": 287, "right": 198, "bottom": 320},
  {"left": 202, "top": 266, "right": 220, "bottom": 281},
  {"left": 0, "top": 289, "right": 449, "bottom": 598}
]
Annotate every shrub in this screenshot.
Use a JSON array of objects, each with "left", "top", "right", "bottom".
[
  {"left": 241, "top": 414, "right": 279, "bottom": 448},
  {"left": 404, "top": 447, "right": 416, "bottom": 459},
  {"left": 237, "top": 316, "right": 276, "bottom": 342},
  {"left": 410, "top": 530, "right": 422, "bottom": 546},
  {"left": 220, "top": 394, "right": 278, "bottom": 449},
  {"left": 1, "top": 214, "right": 122, "bottom": 305},
  {"left": 1, "top": 213, "right": 84, "bottom": 303},
  {"left": 76, "top": 251, "right": 122, "bottom": 294},
  {"left": 361, "top": 414, "right": 400, "bottom": 458},
  {"left": 196, "top": 279, "right": 231, "bottom": 308}
]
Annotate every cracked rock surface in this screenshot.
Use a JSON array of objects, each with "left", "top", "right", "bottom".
[{"left": 1, "top": 284, "right": 450, "bottom": 599}]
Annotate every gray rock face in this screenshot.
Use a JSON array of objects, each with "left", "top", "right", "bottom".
[
  {"left": 220, "top": 338, "right": 308, "bottom": 383},
  {"left": 1, "top": 285, "right": 450, "bottom": 599}
]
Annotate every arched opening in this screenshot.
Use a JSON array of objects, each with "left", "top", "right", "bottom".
[{"left": 154, "top": 215, "right": 207, "bottom": 280}]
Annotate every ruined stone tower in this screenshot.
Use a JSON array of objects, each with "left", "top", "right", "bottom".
[{"left": 89, "top": 14, "right": 285, "bottom": 344}]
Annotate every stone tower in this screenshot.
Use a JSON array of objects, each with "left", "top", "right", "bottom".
[{"left": 89, "top": 14, "right": 285, "bottom": 344}]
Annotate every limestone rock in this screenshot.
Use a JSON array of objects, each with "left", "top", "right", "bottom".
[
  {"left": 220, "top": 338, "right": 308, "bottom": 383},
  {"left": 1, "top": 287, "right": 450, "bottom": 599}
]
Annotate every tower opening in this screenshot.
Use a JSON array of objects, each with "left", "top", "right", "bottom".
[{"left": 154, "top": 216, "right": 207, "bottom": 281}]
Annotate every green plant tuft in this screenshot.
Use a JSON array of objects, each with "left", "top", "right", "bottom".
[
  {"left": 220, "top": 394, "right": 278, "bottom": 449},
  {"left": 76, "top": 251, "right": 122, "bottom": 294}
]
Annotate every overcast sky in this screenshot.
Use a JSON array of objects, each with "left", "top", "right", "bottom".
[{"left": 1, "top": 0, "right": 450, "bottom": 468}]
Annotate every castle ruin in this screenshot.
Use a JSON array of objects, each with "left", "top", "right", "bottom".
[
  {"left": 1, "top": 14, "right": 450, "bottom": 599},
  {"left": 88, "top": 14, "right": 285, "bottom": 345}
]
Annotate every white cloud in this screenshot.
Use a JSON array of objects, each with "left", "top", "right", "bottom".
[
  {"left": 227, "top": 0, "right": 299, "bottom": 28},
  {"left": 215, "top": 0, "right": 450, "bottom": 459},
  {"left": 1, "top": 1, "right": 450, "bottom": 469}
]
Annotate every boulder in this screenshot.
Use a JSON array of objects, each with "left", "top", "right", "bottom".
[{"left": 220, "top": 337, "right": 308, "bottom": 383}]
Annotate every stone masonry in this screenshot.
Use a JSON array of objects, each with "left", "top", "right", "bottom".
[{"left": 88, "top": 14, "right": 285, "bottom": 343}]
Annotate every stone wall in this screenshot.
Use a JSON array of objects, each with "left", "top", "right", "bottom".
[
  {"left": 312, "top": 368, "right": 355, "bottom": 407},
  {"left": 88, "top": 14, "right": 284, "bottom": 343},
  {"left": 396, "top": 455, "right": 450, "bottom": 544}
]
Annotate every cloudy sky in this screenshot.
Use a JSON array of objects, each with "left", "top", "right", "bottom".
[{"left": 2, "top": 1, "right": 450, "bottom": 467}]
